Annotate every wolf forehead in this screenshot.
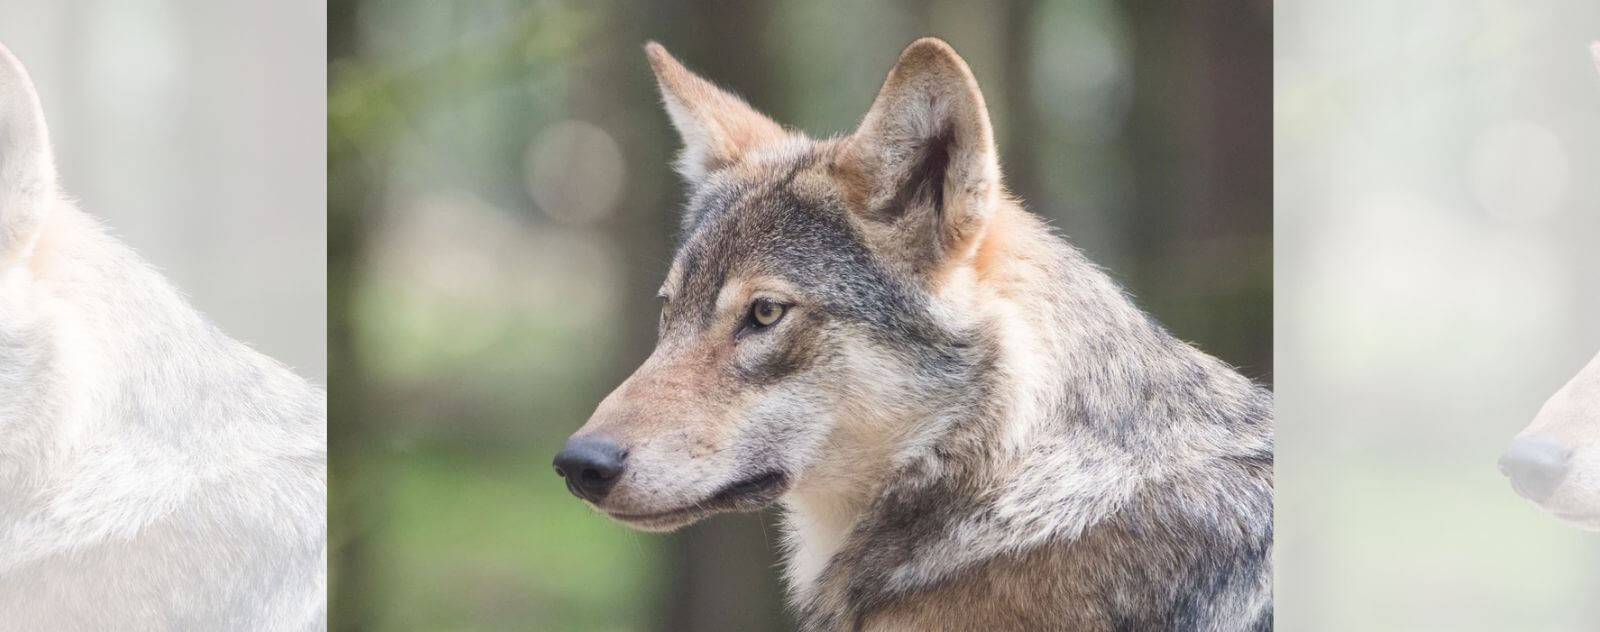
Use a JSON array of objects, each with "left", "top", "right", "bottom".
[{"left": 662, "top": 148, "right": 940, "bottom": 338}]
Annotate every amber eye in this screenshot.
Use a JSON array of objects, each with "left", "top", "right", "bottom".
[{"left": 750, "top": 299, "right": 786, "bottom": 328}]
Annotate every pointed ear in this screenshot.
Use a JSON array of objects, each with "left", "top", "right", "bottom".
[
  {"left": 645, "top": 42, "right": 787, "bottom": 185},
  {"left": 1591, "top": 41, "right": 1600, "bottom": 76},
  {"left": 0, "top": 43, "right": 56, "bottom": 264},
  {"left": 837, "top": 38, "right": 999, "bottom": 272}
]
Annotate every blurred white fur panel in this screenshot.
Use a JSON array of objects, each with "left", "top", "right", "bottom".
[
  {"left": 1277, "top": 1, "right": 1600, "bottom": 630},
  {"left": 0, "top": 2, "right": 326, "bottom": 630}
]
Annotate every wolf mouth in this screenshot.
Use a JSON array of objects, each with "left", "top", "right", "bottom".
[
  {"left": 607, "top": 471, "right": 788, "bottom": 526},
  {"left": 711, "top": 471, "right": 786, "bottom": 503}
]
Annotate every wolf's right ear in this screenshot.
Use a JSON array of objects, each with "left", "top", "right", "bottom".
[
  {"left": 0, "top": 43, "right": 55, "bottom": 264},
  {"left": 645, "top": 42, "right": 787, "bottom": 186}
]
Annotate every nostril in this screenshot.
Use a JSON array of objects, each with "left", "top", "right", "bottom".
[
  {"left": 552, "top": 435, "right": 628, "bottom": 502},
  {"left": 580, "top": 466, "right": 615, "bottom": 486}
]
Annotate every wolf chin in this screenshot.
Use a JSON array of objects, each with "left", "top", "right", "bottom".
[
  {"left": 0, "top": 44, "right": 326, "bottom": 630},
  {"left": 557, "top": 38, "right": 1273, "bottom": 630}
]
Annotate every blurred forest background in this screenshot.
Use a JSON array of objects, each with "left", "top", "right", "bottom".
[
  {"left": 1276, "top": 1, "right": 1600, "bottom": 630},
  {"left": 329, "top": 1, "right": 1270, "bottom": 630}
]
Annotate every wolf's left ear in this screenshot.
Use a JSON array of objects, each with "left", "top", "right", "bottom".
[
  {"left": 645, "top": 42, "right": 787, "bottom": 186},
  {"left": 838, "top": 38, "right": 999, "bottom": 271}
]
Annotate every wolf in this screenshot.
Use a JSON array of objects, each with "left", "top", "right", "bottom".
[
  {"left": 0, "top": 44, "right": 326, "bottom": 630},
  {"left": 555, "top": 38, "right": 1273, "bottom": 630},
  {"left": 1499, "top": 350, "right": 1600, "bottom": 531}
]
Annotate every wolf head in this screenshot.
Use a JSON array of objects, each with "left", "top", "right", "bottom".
[
  {"left": 0, "top": 43, "right": 55, "bottom": 268},
  {"left": 556, "top": 38, "right": 1006, "bottom": 531},
  {"left": 1500, "top": 351, "right": 1600, "bottom": 530}
]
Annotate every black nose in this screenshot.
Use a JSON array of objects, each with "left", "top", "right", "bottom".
[
  {"left": 1499, "top": 435, "right": 1571, "bottom": 502},
  {"left": 553, "top": 435, "right": 627, "bottom": 502}
]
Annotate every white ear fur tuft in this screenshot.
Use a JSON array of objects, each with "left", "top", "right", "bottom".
[
  {"left": 644, "top": 41, "right": 787, "bottom": 185},
  {"left": 0, "top": 43, "right": 56, "bottom": 264}
]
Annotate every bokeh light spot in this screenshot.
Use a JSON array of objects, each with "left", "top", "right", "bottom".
[
  {"left": 524, "top": 120, "right": 625, "bottom": 225},
  {"left": 1470, "top": 120, "right": 1569, "bottom": 223}
]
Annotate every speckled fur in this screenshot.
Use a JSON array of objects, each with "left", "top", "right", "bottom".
[{"left": 570, "top": 38, "right": 1272, "bottom": 631}]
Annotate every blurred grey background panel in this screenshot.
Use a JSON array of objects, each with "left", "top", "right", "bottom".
[
  {"left": 1277, "top": 0, "right": 1600, "bottom": 630},
  {"left": 1, "top": 0, "right": 326, "bottom": 384}
]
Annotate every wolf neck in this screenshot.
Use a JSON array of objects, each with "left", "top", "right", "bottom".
[
  {"left": 0, "top": 202, "right": 323, "bottom": 570},
  {"left": 781, "top": 201, "right": 1269, "bottom": 606},
  {"left": 2, "top": 203, "right": 211, "bottom": 453}
]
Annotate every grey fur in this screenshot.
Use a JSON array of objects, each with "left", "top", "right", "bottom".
[
  {"left": 570, "top": 39, "right": 1272, "bottom": 631},
  {"left": 675, "top": 148, "right": 1273, "bottom": 631}
]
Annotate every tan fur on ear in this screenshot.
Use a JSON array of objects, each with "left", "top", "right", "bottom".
[
  {"left": 645, "top": 42, "right": 787, "bottom": 184},
  {"left": 838, "top": 37, "right": 1000, "bottom": 272}
]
